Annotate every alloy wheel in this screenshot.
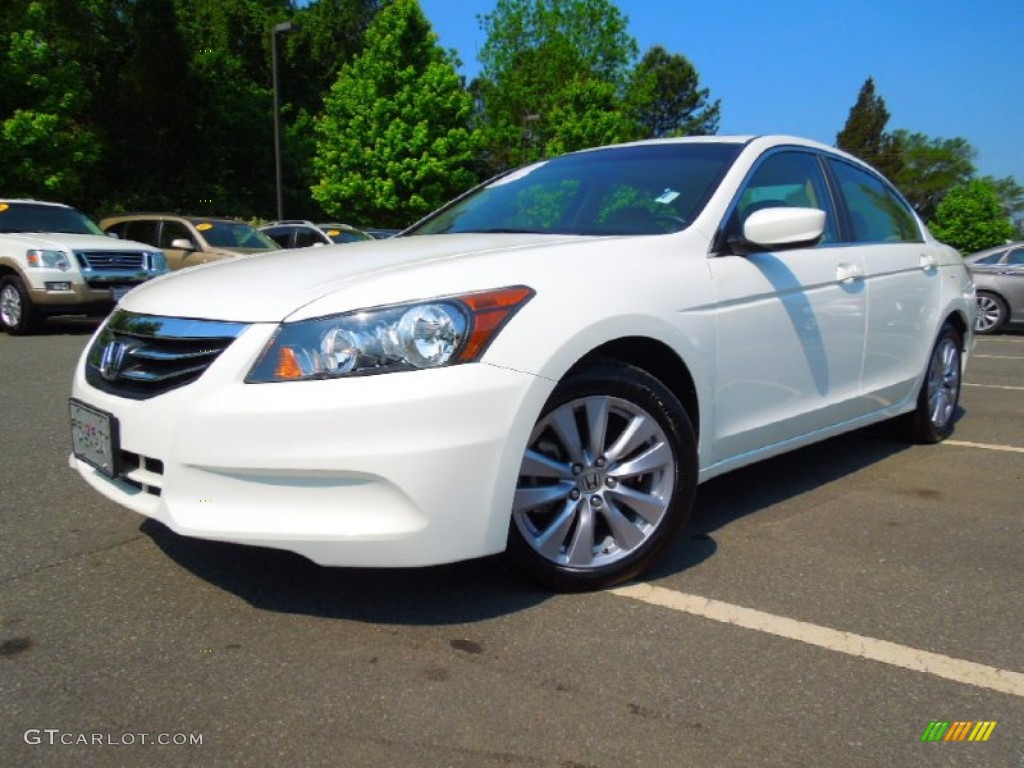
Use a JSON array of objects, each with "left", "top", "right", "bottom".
[
  {"left": 926, "top": 335, "right": 961, "bottom": 430},
  {"left": 513, "top": 394, "right": 675, "bottom": 570},
  {"left": 0, "top": 283, "right": 23, "bottom": 328}
]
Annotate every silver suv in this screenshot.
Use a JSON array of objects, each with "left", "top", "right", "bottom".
[{"left": 0, "top": 199, "right": 168, "bottom": 334}]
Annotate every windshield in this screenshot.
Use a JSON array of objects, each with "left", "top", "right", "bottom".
[
  {"left": 409, "top": 143, "right": 742, "bottom": 237},
  {"left": 322, "top": 226, "right": 374, "bottom": 244},
  {"left": 0, "top": 201, "right": 105, "bottom": 235},
  {"left": 193, "top": 220, "right": 279, "bottom": 251}
]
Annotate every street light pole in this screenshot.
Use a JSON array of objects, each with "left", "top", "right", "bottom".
[{"left": 272, "top": 21, "right": 294, "bottom": 222}]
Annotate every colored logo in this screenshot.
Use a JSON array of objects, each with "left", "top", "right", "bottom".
[{"left": 921, "top": 721, "right": 997, "bottom": 742}]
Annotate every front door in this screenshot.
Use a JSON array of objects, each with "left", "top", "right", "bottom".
[{"left": 708, "top": 149, "right": 868, "bottom": 462}]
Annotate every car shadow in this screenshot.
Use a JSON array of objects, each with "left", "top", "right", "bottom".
[
  {"left": 36, "top": 316, "right": 103, "bottom": 336},
  {"left": 142, "top": 519, "right": 554, "bottom": 625},
  {"left": 141, "top": 421, "right": 945, "bottom": 621},
  {"left": 645, "top": 424, "right": 926, "bottom": 580}
]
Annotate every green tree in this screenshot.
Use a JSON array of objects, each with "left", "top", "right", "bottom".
[
  {"left": 312, "top": 0, "right": 480, "bottom": 227},
  {"left": 0, "top": 0, "right": 102, "bottom": 203},
  {"left": 890, "top": 130, "right": 975, "bottom": 220},
  {"left": 836, "top": 76, "right": 902, "bottom": 179},
  {"left": 96, "top": 0, "right": 205, "bottom": 213},
  {"left": 929, "top": 179, "right": 1015, "bottom": 253},
  {"left": 542, "top": 77, "right": 637, "bottom": 156},
  {"left": 629, "top": 45, "right": 719, "bottom": 138},
  {"left": 475, "top": 0, "right": 638, "bottom": 169},
  {"left": 981, "top": 174, "right": 1024, "bottom": 226}
]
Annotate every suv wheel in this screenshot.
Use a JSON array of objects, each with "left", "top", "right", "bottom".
[{"left": 0, "top": 276, "right": 39, "bottom": 335}]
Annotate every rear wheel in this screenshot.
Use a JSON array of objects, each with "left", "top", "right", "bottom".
[
  {"left": 975, "top": 291, "right": 1008, "bottom": 334},
  {"left": 0, "top": 276, "right": 39, "bottom": 335},
  {"left": 902, "top": 322, "right": 963, "bottom": 444},
  {"left": 506, "top": 362, "right": 698, "bottom": 591}
]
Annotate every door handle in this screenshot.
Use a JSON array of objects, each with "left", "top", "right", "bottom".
[
  {"left": 836, "top": 262, "right": 864, "bottom": 283},
  {"left": 919, "top": 253, "right": 938, "bottom": 271}
]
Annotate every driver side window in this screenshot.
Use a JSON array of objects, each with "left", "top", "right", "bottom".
[{"left": 729, "top": 150, "right": 837, "bottom": 244}]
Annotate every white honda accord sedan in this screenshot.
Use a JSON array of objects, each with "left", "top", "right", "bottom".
[{"left": 69, "top": 135, "right": 975, "bottom": 590}]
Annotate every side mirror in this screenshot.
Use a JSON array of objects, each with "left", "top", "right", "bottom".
[
  {"left": 730, "top": 207, "right": 826, "bottom": 255},
  {"left": 170, "top": 238, "right": 196, "bottom": 251}
]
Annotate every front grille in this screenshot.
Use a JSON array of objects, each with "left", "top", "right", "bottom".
[
  {"left": 85, "top": 310, "right": 249, "bottom": 399},
  {"left": 75, "top": 250, "right": 149, "bottom": 271}
]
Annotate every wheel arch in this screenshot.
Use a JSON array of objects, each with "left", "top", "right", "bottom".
[{"left": 564, "top": 336, "right": 701, "bottom": 440}]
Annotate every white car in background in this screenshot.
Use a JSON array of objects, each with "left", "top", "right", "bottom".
[
  {"left": 0, "top": 199, "right": 168, "bottom": 334},
  {"left": 68, "top": 135, "right": 975, "bottom": 590}
]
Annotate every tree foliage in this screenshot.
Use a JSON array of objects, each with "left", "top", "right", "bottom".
[
  {"left": 630, "top": 45, "right": 720, "bottom": 138},
  {"left": 836, "top": 76, "right": 903, "bottom": 180},
  {"left": 0, "top": 0, "right": 102, "bottom": 200},
  {"left": 312, "top": 0, "right": 480, "bottom": 227},
  {"left": 474, "top": 0, "right": 638, "bottom": 168},
  {"left": 928, "top": 179, "right": 1015, "bottom": 253},
  {"left": 890, "top": 130, "right": 975, "bottom": 221}
]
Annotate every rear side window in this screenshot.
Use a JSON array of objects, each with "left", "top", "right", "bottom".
[
  {"left": 262, "top": 227, "right": 292, "bottom": 248},
  {"left": 828, "top": 159, "right": 922, "bottom": 243},
  {"left": 1006, "top": 247, "right": 1024, "bottom": 266},
  {"left": 121, "top": 220, "right": 159, "bottom": 246}
]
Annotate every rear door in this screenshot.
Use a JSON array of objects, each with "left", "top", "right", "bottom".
[{"left": 825, "top": 158, "right": 943, "bottom": 409}]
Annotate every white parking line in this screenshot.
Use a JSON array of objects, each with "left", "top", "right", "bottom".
[
  {"left": 611, "top": 583, "right": 1024, "bottom": 698},
  {"left": 943, "top": 439, "right": 1024, "bottom": 454},
  {"left": 964, "top": 383, "right": 1024, "bottom": 391},
  {"left": 973, "top": 354, "right": 1024, "bottom": 360}
]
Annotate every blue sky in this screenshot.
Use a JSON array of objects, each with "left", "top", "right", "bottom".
[{"left": 417, "top": 0, "right": 1024, "bottom": 184}]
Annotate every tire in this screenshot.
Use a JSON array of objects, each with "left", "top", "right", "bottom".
[
  {"left": 0, "top": 275, "right": 40, "bottom": 335},
  {"left": 505, "top": 361, "right": 698, "bottom": 591},
  {"left": 974, "top": 291, "right": 1008, "bottom": 334},
  {"left": 901, "top": 322, "right": 963, "bottom": 444}
]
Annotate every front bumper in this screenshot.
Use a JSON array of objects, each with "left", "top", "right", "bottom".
[
  {"left": 69, "top": 322, "right": 552, "bottom": 567},
  {"left": 28, "top": 266, "right": 161, "bottom": 312}
]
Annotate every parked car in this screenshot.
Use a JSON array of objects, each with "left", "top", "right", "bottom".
[
  {"left": 259, "top": 220, "right": 374, "bottom": 249},
  {"left": 0, "top": 199, "right": 168, "bottom": 334},
  {"left": 69, "top": 135, "right": 975, "bottom": 590},
  {"left": 101, "top": 213, "right": 279, "bottom": 271},
  {"left": 964, "top": 242, "right": 1024, "bottom": 333}
]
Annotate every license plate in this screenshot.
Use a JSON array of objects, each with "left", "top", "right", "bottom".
[
  {"left": 69, "top": 399, "right": 120, "bottom": 477},
  {"left": 111, "top": 285, "right": 131, "bottom": 302}
]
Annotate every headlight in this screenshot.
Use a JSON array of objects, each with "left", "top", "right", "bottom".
[
  {"left": 26, "top": 249, "right": 71, "bottom": 271},
  {"left": 148, "top": 251, "right": 168, "bottom": 271},
  {"left": 246, "top": 286, "right": 534, "bottom": 383}
]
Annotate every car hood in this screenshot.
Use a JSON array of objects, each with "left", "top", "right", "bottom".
[
  {"left": 121, "top": 233, "right": 590, "bottom": 322},
  {"left": 1, "top": 232, "right": 155, "bottom": 251}
]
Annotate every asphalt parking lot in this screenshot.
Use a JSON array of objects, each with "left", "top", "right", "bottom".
[{"left": 1, "top": 319, "right": 1022, "bottom": 767}]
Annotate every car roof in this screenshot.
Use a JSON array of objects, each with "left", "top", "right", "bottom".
[
  {"left": 0, "top": 198, "right": 73, "bottom": 209},
  {"left": 104, "top": 212, "right": 242, "bottom": 224}
]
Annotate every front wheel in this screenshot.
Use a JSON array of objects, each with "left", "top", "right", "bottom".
[
  {"left": 901, "top": 322, "right": 963, "bottom": 444},
  {"left": 0, "top": 276, "right": 40, "bottom": 335},
  {"left": 505, "top": 362, "right": 698, "bottom": 591}
]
